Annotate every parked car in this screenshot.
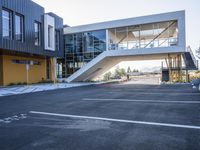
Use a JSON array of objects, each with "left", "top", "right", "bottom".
[{"left": 191, "top": 79, "right": 200, "bottom": 91}]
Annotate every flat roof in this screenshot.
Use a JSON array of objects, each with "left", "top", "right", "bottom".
[{"left": 64, "top": 10, "right": 185, "bottom": 34}]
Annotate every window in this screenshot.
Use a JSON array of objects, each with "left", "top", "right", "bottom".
[
  {"left": 64, "top": 30, "right": 106, "bottom": 76},
  {"left": 12, "top": 59, "right": 40, "bottom": 65},
  {"left": 34, "top": 22, "right": 41, "bottom": 46},
  {"left": 48, "top": 25, "right": 53, "bottom": 48},
  {"left": 2, "top": 9, "right": 12, "bottom": 39},
  {"left": 108, "top": 20, "right": 178, "bottom": 50},
  {"left": 55, "top": 30, "right": 60, "bottom": 50},
  {"left": 15, "top": 14, "right": 24, "bottom": 42}
]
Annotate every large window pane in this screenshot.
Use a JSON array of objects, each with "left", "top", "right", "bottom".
[
  {"left": 128, "top": 25, "right": 140, "bottom": 49},
  {"left": 92, "top": 30, "right": 106, "bottom": 42},
  {"left": 83, "top": 32, "right": 94, "bottom": 52},
  {"left": 2, "top": 9, "right": 12, "bottom": 39},
  {"left": 15, "top": 14, "right": 24, "bottom": 42},
  {"left": 48, "top": 25, "right": 53, "bottom": 48},
  {"left": 116, "top": 27, "right": 128, "bottom": 50},
  {"left": 108, "top": 29, "right": 116, "bottom": 50},
  {"left": 65, "top": 34, "right": 74, "bottom": 53},
  {"left": 64, "top": 30, "right": 106, "bottom": 77},
  {"left": 76, "top": 33, "right": 83, "bottom": 53},
  {"left": 92, "top": 30, "right": 106, "bottom": 52},
  {"left": 108, "top": 20, "right": 178, "bottom": 50},
  {"left": 34, "top": 22, "right": 41, "bottom": 46}
]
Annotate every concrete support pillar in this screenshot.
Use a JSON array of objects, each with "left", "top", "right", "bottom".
[
  {"left": 168, "top": 54, "right": 172, "bottom": 82},
  {"left": 50, "top": 57, "right": 57, "bottom": 83},
  {"left": 177, "top": 54, "right": 183, "bottom": 82}
]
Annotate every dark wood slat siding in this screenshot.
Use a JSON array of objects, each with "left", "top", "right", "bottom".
[{"left": 0, "top": 0, "right": 63, "bottom": 57}]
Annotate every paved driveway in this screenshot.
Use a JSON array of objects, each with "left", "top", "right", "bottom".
[{"left": 0, "top": 83, "right": 200, "bottom": 150}]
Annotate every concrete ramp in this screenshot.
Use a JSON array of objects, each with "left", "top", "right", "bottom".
[{"left": 66, "top": 47, "right": 185, "bottom": 82}]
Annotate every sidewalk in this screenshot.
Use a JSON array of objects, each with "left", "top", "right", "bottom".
[{"left": 0, "top": 82, "right": 101, "bottom": 97}]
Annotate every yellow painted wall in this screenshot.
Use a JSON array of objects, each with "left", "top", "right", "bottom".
[
  {"left": 0, "top": 55, "right": 3, "bottom": 85},
  {"left": 2, "top": 55, "right": 47, "bottom": 86}
]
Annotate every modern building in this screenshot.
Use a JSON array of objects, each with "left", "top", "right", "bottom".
[
  {"left": 59, "top": 10, "right": 198, "bottom": 82},
  {"left": 0, "top": 0, "right": 63, "bottom": 86},
  {"left": 0, "top": 1, "right": 197, "bottom": 86}
]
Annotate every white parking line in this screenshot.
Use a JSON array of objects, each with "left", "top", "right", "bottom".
[
  {"left": 29, "top": 111, "right": 200, "bottom": 130},
  {"left": 107, "top": 91, "right": 200, "bottom": 95},
  {"left": 83, "top": 98, "right": 200, "bottom": 104}
]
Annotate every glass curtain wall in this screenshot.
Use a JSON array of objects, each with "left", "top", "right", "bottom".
[
  {"left": 64, "top": 30, "right": 106, "bottom": 77},
  {"left": 108, "top": 20, "right": 178, "bottom": 50}
]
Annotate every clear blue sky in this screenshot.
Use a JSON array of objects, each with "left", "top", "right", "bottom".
[{"left": 32, "top": 0, "right": 200, "bottom": 70}]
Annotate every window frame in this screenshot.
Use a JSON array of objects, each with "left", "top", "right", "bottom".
[
  {"left": 48, "top": 25, "right": 53, "bottom": 48},
  {"left": 2, "top": 8, "right": 13, "bottom": 40},
  {"left": 34, "top": 21, "right": 41, "bottom": 46},
  {"left": 15, "top": 13, "right": 24, "bottom": 42}
]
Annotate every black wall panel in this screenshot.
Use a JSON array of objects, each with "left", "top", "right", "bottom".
[{"left": 0, "top": 0, "right": 63, "bottom": 57}]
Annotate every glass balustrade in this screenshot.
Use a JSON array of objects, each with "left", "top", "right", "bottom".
[{"left": 108, "top": 20, "right": 178, "bottom": 50}]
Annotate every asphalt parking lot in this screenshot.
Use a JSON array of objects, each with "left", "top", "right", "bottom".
[{"left": 0, "top": 82, "right": 200, "bottom": 150}]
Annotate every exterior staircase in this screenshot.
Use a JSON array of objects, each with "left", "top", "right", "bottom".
[{"left": 183, "top": 47, "right": 198, "bottom": 70}]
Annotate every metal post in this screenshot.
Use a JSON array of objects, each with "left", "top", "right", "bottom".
[
  {"left": 26, "top": 64, "right": 29, "bottom": 86},
  {"left": 106, "top": 29, "right": 109, "bottom": 51},
  {"left": 168, "top": 54, "right": 172, "bottom": 82},
  {"left": 177, "top": 55, "right": 180, "bottom": 82},
  {"left": 180, "top": 55, "right": 182, "bottom": 82},
  {"left": 186, "top": 69, "right": 189, "bottom": 82}
]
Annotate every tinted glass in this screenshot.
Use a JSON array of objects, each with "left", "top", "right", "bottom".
[
  {"left": 2, "top": 9, "right": 12, "bottom": 39},
  {"left": 34, "top": 22, "right": 41, "bottom": 46},
  {"left": 64, "top": 29, "right": 106, "bottom": 77},
  {"left": 15, "top": 15, "right": 21, "bottom": 40}
]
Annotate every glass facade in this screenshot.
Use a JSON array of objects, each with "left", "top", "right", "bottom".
[
  {"left": 64, "top": 30, "right": 106, "bottom": 77},
  {"left": 108, "top": 20, "right": 178, "bottom": 50},
  {"left": 61, "top": 20, "right": 179, "bottom": 78},
  {"left": 2, "top": 9, "right": 12, "bottom": 39}
]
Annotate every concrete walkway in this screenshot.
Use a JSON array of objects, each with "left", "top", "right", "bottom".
[
  {"left": 0, "top": 82, "right": 101, "bottom": 97},
  {"left": 123, "top": 75, "right": 161, "bottom": 85}
]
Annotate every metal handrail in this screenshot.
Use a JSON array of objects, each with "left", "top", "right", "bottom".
[{"left": 187, "top": 46, "right": 198, "bottom": 69}]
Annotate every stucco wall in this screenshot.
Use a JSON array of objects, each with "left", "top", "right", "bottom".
[{"left": 2, "top": 55, "right": 46, "bottom": 86}]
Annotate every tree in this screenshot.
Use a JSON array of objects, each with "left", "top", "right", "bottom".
[
  {"left": 132, "top": 69, "right": 139, "bottom": 72},
  {"left": 127, "top": 67, "right": 131, "bottom": 74},
  {"left": 114, "top": 67, "right": 126, "bottom": 78},
  {"left": 103, "top": 72, "right": 112, "bottom": 81}
]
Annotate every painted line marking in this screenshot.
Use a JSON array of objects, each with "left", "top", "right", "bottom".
[
  {"left": 29, "top": 111, "right": 200, "bottom": 130},
  {"left": 83, "top": 98, "right": 200, "bottom": 104},
  {"left": 107, "top": 91, "right": 200, "bottom": 95}
]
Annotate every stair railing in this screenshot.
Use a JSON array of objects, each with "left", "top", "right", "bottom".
[{"left": 187, "top": 46, "right": 198, "bottom": 69}]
